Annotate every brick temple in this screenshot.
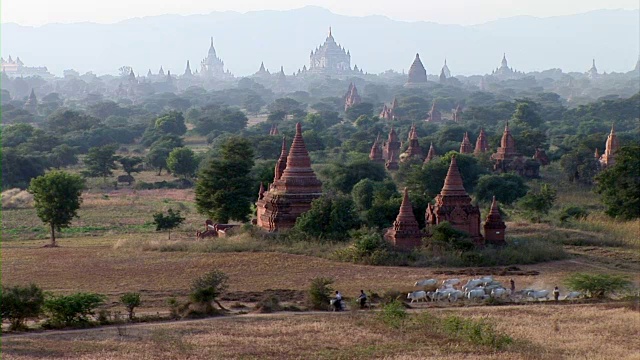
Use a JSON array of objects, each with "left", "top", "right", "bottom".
[
  {"left": 384, "top": 188, "right": 423, "bottom": 250},
  {"left": 256, "top": 123, "right": 323, "bottom": 231}
]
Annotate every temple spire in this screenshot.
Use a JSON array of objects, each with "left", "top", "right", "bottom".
[
  {"left": 274, "top": 136, "right": 288, "bottom": 181},
  {"left": 424, "top": 142, "right": 437, "bottom": 163},
  {"left": 441, "top": 156, "right": 467, "bottom": 196}
]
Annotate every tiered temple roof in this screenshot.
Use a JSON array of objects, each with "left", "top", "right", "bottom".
[
  {"left": 599, "top": 124, "right": 619, "bottom": 167},
  {"left": 402, "top": 124, "right": 423, "bottom": 161},
  {"left": 200, "top": 37, "right": 226, "bottom": 78},
  {"left": 344, "top": 83, "right": 362, "bottom": 111},
  {"left": 369, "top": 134, "right": 384, "bottom": 163},
  {"left": 484, "top": 196, "right": 506, "bottom": 246},
  {"left": 425, "top": 156, "right": 483, "bottom": 245},
  {"left": 491, "top": 122, "right": 539, "bottom": 177},
  {"left": 24, "top": 88, "right": 38, "bottom": 114},
  {"left": 459, "top": 132, "right": 473, "bottom": 154},
  {"left": 268, "top": 123, "right": 280, "bottom": 135},
  {"left": 308, "top": 27, "right": 353, "bottom": 75},
  {"left": 383, "top": 127, "right": 400, "bottom": 162},
  {"left": 424, "top": 142, "right": 437, "bottom": 164},
  {"left": 405, "top": 53, "right": 428, "bottom": 86},
  {"left": 426, "top": 101, "right": 442, "bottom": 122},
  {"left": 474, "top": 128, "right": 489, "bottom": 154},
  {"left": 379, "top": 98, "right": 398, "bottom": 120},
  {"left": 384, "top": 188, "right": 423, "bottom": 249},
  {"left": 256, "top": 125, "right": 322, "bottom": 231}
]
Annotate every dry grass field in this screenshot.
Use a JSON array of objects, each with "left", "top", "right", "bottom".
[
  {"left": 2, "top": 185, "right": 639, "bottom": 359},
  {"left": 2, "top": 303, "right": 638, "bottom": 359}
]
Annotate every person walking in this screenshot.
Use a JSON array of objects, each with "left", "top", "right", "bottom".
[
  {"left": 357, "top": 290, "right": 367, "bottom": 309},
  {"left": 333, "top": 291, "right": 343, "bottom": 311},
  {"left": 509, "top": 278, "right": 515, "bottom": 293},
  {"left": 553, "top": 286, "right": 560, "bottom": 302}
]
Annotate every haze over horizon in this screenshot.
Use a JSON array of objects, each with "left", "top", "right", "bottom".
[
  {"left": 3, "top": 1, "right": 639, "bottom": 26},
  {"left": 2, "top": 5, "right": 638, "bottom": 77}
]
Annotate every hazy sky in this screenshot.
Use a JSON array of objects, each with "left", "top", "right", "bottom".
[{"left": 3, "top": 0, "right": 639, "bottom": 26}]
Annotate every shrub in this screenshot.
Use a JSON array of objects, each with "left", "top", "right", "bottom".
[
  {"left": 43, "top": 292, "right": 106, "bottom": 327},
  {"left": 120, "top": 292, "right": 142, "bottom": 320},
  {"left": 0, "top": 284, "right": 45, "bottom": 331},
  {"left": 564, "top": 273, "right": 632, "bottom": 299},
  {"left": 559, "top": 206, "right": 589, "bottom": 222},
  {"left": 167, "top": 297, "right": 181, "bottom": 319},
  {"left": 442, "top": 315, "right": 512, "bottom": 349},
  {"left": 190, "top": 270, "right": 229, "bottom": 314},
  {"left": 308, "top": 277, "right": 334, "bottom": 310},
  {"left": 333, "top": 229, "right": 394, "bottom": 265},
  {"left": 255, "top": 295, "right": 281, "bottom": 313},
  {"left": 377, "top": 300, "right": 408, "bottom": 329}
]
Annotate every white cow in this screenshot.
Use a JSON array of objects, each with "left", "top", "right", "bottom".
[
  {"left": 564, "top": 291, "right": 582, "bottom": 300},
  {"left": 467, "top": 289, "right": 486, "bottom": 301},
  {"left": 463, "top": 279, "right": 483, "bottom": 292},
  {"left": 448, "top": 290, "right": 464, "bottom": 302},
  {"left": 491, "top": 288, "right": 508, "bottom": 299},
  {"left": 526, "top": 290, "right": 550, "bottom": 301},
  {"left": 479, "top": 276, "right": 494, "bottom": 286},
  {"left": 442, "top": 278, "right": 461, "bottom": 287},
  {"left": 414, "top": 279, "right": 438, "bottom": 288},
  {"left": 407, "top": 291, "right": 428, "bottom": 303},
  {"left": 433, "top": 288, "right": 453, "bottom": 302}
]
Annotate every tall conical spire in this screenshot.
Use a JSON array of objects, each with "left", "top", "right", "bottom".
[
  {"left": 484, "top": 196, "right": 506, "bottom": 246},
  {"left": 395, "top": 188, "right": 419, "bottom": 225},
  {"left": 384, "top": 187, "right": 422, "bottom": 249},
  {"left": 184, "top": 60, "right": 192, "bottom": 76},
  {"left": 460, "top": 132, "right": 473, "bottom": 154},
  {"left": 441, "top": 156, "right": 467, "bottom": 196},
  {"left": 424, "top": 142, "right": 437, "bottom": 163},
  {"left": 259, "top": 62, "right": 266, "bottom": 72},
  {"left": 274, "top": 136, "right": 288, "bottom": 181},
  {"left": 258, "top": 182, "right": 265, "bottom": 200},
  {"left": 474, "top": 128, "right": 489, "bottom": 155},
  {"left": 600, "top": 122, "right": 619, "bottom": 167},
  {"left": 406, "top": 53, "right": 428, "bottom": 84}
]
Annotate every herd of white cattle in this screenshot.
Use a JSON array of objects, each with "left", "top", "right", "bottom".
[{"left": 407, "top": 277, "right": 583, "bottom": 304}]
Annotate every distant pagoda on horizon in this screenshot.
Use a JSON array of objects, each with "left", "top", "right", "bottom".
[
  {"left": 305, "top": 27, "right": 361, "bottom": 76},
  {"left": 200, "top": 37, "right": 232, "bottom": 78}
]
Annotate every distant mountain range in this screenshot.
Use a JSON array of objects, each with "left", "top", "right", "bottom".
[{"left": 2, "top": 6, "right": 638, "bottom": 77}]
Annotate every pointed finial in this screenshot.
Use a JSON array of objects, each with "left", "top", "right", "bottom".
[
  {"left": 210, "top": 36, "right": 214, "bottom": 48},
  {"left": 296, "top": 122, "right": 302, "bottom": 134},
  {"left": 610, "top": 122, "right": 615, "bottom": 133},
  {"left": 329, "top": 26, "right": 332, "bottom": 37}
]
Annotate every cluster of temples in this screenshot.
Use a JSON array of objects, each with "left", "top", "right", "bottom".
[
  {"left": 369, "top": 122, "right": 544, "bottom": 178},
  {"left": 256, "top": 123, "right": 323, "bottom": 231},
  {"left": 385, "top": 156, "right": 506, "bottom": 250}
]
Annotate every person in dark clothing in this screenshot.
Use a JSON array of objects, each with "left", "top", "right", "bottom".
[
  {"left": 553, "top": 286, "right": 560, "bottom": 301},
  {"left": 510, "top": 279, "right": 515, "bottom": 293},
  {"left": 333, "top": 291, "right": 343, "bottom": 311},
  {"left": 357, "top": 290, "right": 367, "bottom": 309}
]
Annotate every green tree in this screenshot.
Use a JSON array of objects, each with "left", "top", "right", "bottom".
[
  {"left": 29, "top": 171, "right": 85, "bottom": 247},
  {"left": 83, "top": 144, "right": 119, "bottom": 180},
  {"left": 154, "top": 111, "right": 187, "bottom": 136},
  {"left": 152, "top": 208, "right": 185, "bottom": 239},
  {"left": 564, "top": 273, "right": 632, "bottom": 299},
  {"left": 119, "top": 156, "right": 143, "bottom": 177},
  {"left": 145, "top": 135, "right": 184, "bottom": 175},
  {"left": 120, "top": 292, "right": 142, "bottom": 320},
  {"left": 595, "top": 145, "right": 640, "bottom": 220},
  {"left": 559, "top": 147, "right": 599, "bottom": 184},
  {"left": 518, "top": 183, "right": 557, "bottom": 219},
  {"left": 308, "top": 277, "right": 334, "bottom": 311},
  {"left": 345, "top": 102, "right": 374, "bottom": 121},
  {"left": 321, "top": 160, "right": 388, "bottom": 194},
  {"left": 293, "top": 195, "right": 361, "bottom": 241},
  {"left": 0, "top": 284, "right": 45, "bottom": 330},
  {"left": 474, "top": 173, "right": 528, "bottom": 205},
  {"left": 46, "top": 108, "right": 100, "bottom": 134},
  {"left": 406, "top": 152, "right": 486, "bottom": 198},
  {"left": 195, "top": 137, "right": 255, "bottom": 223},
  {"left": 49, "top": 144, "right": 79, "bottom": 169},
  {"left": 2, "top": 148, "right": 48, "bottom": 189},
  {"left": 43, "top": 293, "right": 106, "bottom": 327},
  {"left": 167, "top": 147, "right": 199, "bottom": 179},
  {"left": 512, "top": 101, "right": 543, "bottom": 128},
  {"left": 190, "top": 270, "right": 229, "bottom": 313}
]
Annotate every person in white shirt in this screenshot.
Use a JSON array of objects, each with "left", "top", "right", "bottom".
[{"left": 333, "top": 291, "right": 343, "bottom": 311}]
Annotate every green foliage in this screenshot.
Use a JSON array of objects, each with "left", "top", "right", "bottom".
[
  {"left": 190, "top": 270, "right": 229, "bottom": 312},
  {"left": 377, "top": 301, "right": 408, "bottom": 329},
  {"left": 119, "top": 156, "right": 143, "bottom": 176},
  {"left": 595, "top": 145, "right": 640, "bottom": 220},
  {"left": 152, "top": 208, "right": 185, "bottom": 239},
  {"left": 2, "top": 148, "right": 48, "bottom": 189},
  {"left": 154, "top": 111, "right": 187, "bottom": 137},
  {"left": 345, "top": 102, "right": 374, "bottom": 121},
  {"left": 0, "top": 284, "right": 45, "bottom": 331},
  {"left": 334, "top": 229, "right": 393, "bottom": 265},
  {"left": 293, "top": 195, "right": 361, "bottom": 241},
  {"left": 308, "top": 277, "right": 334, "bottom": 311},
  {"left": 49, "top": 144, "right": 79, "bottom": 169},
  {"left": 559, "top": 206, "right": 589, "bottom": 222},
  {"left": 29, "top": 171, "right": 85, "bottom": 246},
  {"left": 564, "top": 273, "right": 632, "bottom": 299},
  {"left": 560, "top": 147, "right": 599, "bottom": 184},
  {"left": 195, "top": 137, "right": 255, "bottom": 223},
  {"left": 83, "top": 144, "right": 119, "bottom": 180},
  {"left": 429, "top": 222, "right": 473, "bottom": 251},
  {"left": 167, "top": 147, "right": 199, "bottom": 179},
  {"left": 192, "top": 105, "right": 248, "bottom": 136},
  {"left": 43, "top": 293, "right": 106, "bottom": 327},
  {"left": 46, "top": 108, "right": 101, "bottom": 134},
  {"left": 474, "top": 173, "right": 528, "bottom": 205},
  {"left": 512, "top": 101, "right": 543, "bottom": 128},
  {"left": 518, "top": 183, "right": 557, "bottom": 218},
  {"left": 146, "top": 135, "right": 184, "bottom": 175},
  {"left": 120, "top": 292, "right": 142, "bottom": 320},
  {"left": 322, "top": 160, "right": 388, "bottom": 194}
]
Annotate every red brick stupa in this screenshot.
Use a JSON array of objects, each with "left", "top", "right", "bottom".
[
  {"left": 426, "top": 101, "right": 442, "bottom": 122},
  {"left": 474, "top": 128, "right": 489, "bottom": 155},
  {"left": 369, "top": 134, "right": 384, "bottom": 164},
  {"left": 425, "top": 156, "right": 484, "bottom": 245},
  {"left": 459, "top": 132, "right": 473, "bottom": 154},
  {"left": 598, "top": 124, "right": 619, "bottom": 168},
  {"left": 256, "top": 124, "right": 323, "bottom": 231},
  {"left": 344, "top": 82, "right": 362, "bottom": 111},
  {"left": 424, "top": 142, "right": 437, "bottom": 164},
  {"left": 402, "top": 124, "right": 422, "bottom": 161},
  {"left": 383, "top": 126, "right": 400, "bottom": 162},
  {"left": 405, "top": 53, "right": 428, "bottom": 87},
  {"left": 384, "top": 188, "right": 423, "bottom": 250},
  {"left": 484, "top": 196, "right": 506, "bottom": 246},
  {"left": 491, "top": 121, "right": 540, "bottom": 177}
]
